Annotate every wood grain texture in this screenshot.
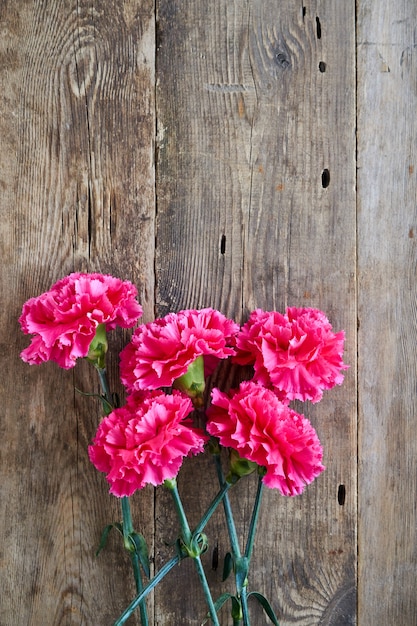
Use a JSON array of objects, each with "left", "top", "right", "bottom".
[
  {"left": 4, "top": 0, "right": 416, "bottom": 624},
  {"left": 156, "top": 1, "right": 356, "bottom": 624},
  {"left": 357, "top": 1, "right": 417, "bottom": 623},
  {"left": 0, "top": 1, "right": 155, "bottom": 624}
]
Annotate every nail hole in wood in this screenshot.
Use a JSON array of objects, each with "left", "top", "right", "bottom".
[
  {"left": 220, "top": 234, "right": 226, "bottom": 254},
  {"left": 321, "top": 168, "right": 330, "bottom": 188},
  {"left": 338, "top": 484, "right": 346, "bottom": 506},
  {"left": 319, "top": 61, "right": 326, "bottom": 73},
  {"left": 316, "top": 16, "right": 322, "bottom": 39}
]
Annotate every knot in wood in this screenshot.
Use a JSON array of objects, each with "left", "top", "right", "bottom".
[
  {"left": 274, "top": 50, "right": 291, "bottom": 69},
  {"left": 264, "top": 37, "right": 292, "bottom": 77},
  {"left": 68, "top": 44, "right": 97, "bottom": 98}
]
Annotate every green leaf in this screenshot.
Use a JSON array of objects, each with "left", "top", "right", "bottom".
[
  {"left": 230, "top": 596, "right": 243, "bottom": 621},
  {"left": 128, "top": 532, "right": 150, "bottom": 578},
  {"left": 113, "top": 522, "right": 124, "bottom": 534},
  {"left": 174, "top": 536, "right": 188, "bottom": 559},
  {"left": 200, "top": 593, "right": 234, "bottom": 625},
  {"left": 95, "top": 522, "right": 123, "bottom": 556},
  {"left": 222, "top": 552, "right": 234, "bottom": 582},
  {"left": 248, "top": 591, "right": 280, "bottom": 625},
  {"left": 190, "top": 532, "right": 209, "bottom": 557},
  {"left": 75, "top": 387, "right": 113, "bottom": 414},
  {"left": 95, "top": 524, "right": 114, "bottom": 556}
]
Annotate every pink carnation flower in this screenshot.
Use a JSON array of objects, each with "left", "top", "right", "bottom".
[
  {"left": 234, "top": 307, "right": 348, "bottom": 403},
  {"left": 206, "top": 381, "right": 325, "bottom": 496},
  {"left": 120, "top": 308, "right": 239, "bottom": 391},
  {"left": 88, "top": 390, "right": 207, "bottom": 497},
  {"left": 19, "top": 272, "right": 142, "bottom": 369}
]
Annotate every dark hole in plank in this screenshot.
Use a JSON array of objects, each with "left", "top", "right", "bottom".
[
  {"left": 338, "top": 484, "right": 346, "bottom": 506},
  {"left": 316, "top": 16, "right": 322, "bottom": 39},
  {"left": 220, "top": 234, "right": 226, "bottom": 254}
]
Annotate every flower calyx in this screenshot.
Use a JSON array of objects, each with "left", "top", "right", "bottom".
[
  {"left": 226, "top": 449, "right": 258, "bottom": 485},
  {"left": 172, "top": 355, "right": 205, "bottom": 408},
  {"left": 86, "top": 323, "right": 108, "bottom": 370}
]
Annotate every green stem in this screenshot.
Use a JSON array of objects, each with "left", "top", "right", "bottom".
[
  {"left": 193, "top": 480, "right": 232, "bottom": 536},
  {"left": 165, "top": 479, "right": 193, "bottom": 544},
  {"left": 244, "top": 476, "right": 264, "bottom": 563},
  {"left": 113, "top": 478, "right": 231, "bottom": 626},
  {"left": 214, "top": 455, "right": 241, "bottom": 559},
  {"left": 96, "top": 366, "right": 113, "bottom": 413},
  {"left": 113, "top": 555, "right": 182, "bottom": 626},
  {"left": 165, "top": 479, "right": 221, "bottom": 626},
  {"left": 241, "top": 589, "right": 250, "bottom": 626},
  {"left": 194, "top": 554, "right": 221, "bottom": 625},
  {"left": 214, "top": 455, "right": 252, "bottom": 626},
  {"left": 121, "top": 496, "right": 134, "bottom": 538},
  {"left": 94, "top": 366, "right": 148, "bottom": 626},
  {"left": 121, "top": 497, "right": 148, "bottom": 626},
  {"left": 240, "top": 478, "right": 264, "bottom": 626}
]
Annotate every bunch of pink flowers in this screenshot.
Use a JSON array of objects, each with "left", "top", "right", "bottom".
[
  {"left": 20, "top": 272, "right": 348, "bottom": 625},
  {"left": 20, "top": 272, "right": 347, "bottom": 500}
]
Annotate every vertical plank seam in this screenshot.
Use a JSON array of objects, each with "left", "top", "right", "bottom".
[
  {"left": 154, "top": 0, "right": 160, "bottom": 326},
  {"left": 354, "top": 1, "right": 360, "bottom": 623},
  {"left": 243, "top": 5, "right": 259, "bottom": 320},
  {"left": 153, "top": 3, "right": 158, "bottom": 624},
  {"left": 74, "top": 0, "right": 94, "bottom": 263}
]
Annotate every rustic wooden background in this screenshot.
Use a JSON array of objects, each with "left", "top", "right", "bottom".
[{"left": 0, "top": 1, "right": 415, "bottom": 624}]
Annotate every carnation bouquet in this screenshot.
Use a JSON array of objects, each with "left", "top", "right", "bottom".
[{"left": 20, "top": 272, "right": 347, "bottom": 625}]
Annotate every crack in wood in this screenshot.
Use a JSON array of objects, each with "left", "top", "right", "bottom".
[{"left": 204, "top": 83, "right": 254, "bottom": 93}]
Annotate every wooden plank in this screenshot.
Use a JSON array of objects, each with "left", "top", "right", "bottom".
[
  {"left": 156, "top": 1, "right": 356, "bottom": 624},
  {"left": 357, "top": 1, "right": 417, "bottom": 623},
  {"left": 0, "top": 1, "right": 155, "bottom": 624}
]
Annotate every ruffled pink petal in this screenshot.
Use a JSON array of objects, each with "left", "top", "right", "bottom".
[
  {"left": 88, "top": 390, "right": 208, "bottom": 497},
  {"left": 19, "top": 273, "right": 142, "bottom": 369},
  {"left": 120, "top": 308, "right": 239, "bottom": 392},
  {"left": 206, "top": 381, "right": 325, "bottom": 496},
  {"left": 233, "top": 307, "right": 348, "bottom": 403}
]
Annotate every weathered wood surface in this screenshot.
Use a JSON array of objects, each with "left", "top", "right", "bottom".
[
  {"left": 0, "top": 0, "right": 415, "bottom": 625},
  {"left": 156, "top": 1, "right": 356, "bottom": 624},
  {"left": 357, "top": 2, "right": 417, "bottom": 624},
  {"left": 1, "top": 1, "right": 156, "bottom": 624}
]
